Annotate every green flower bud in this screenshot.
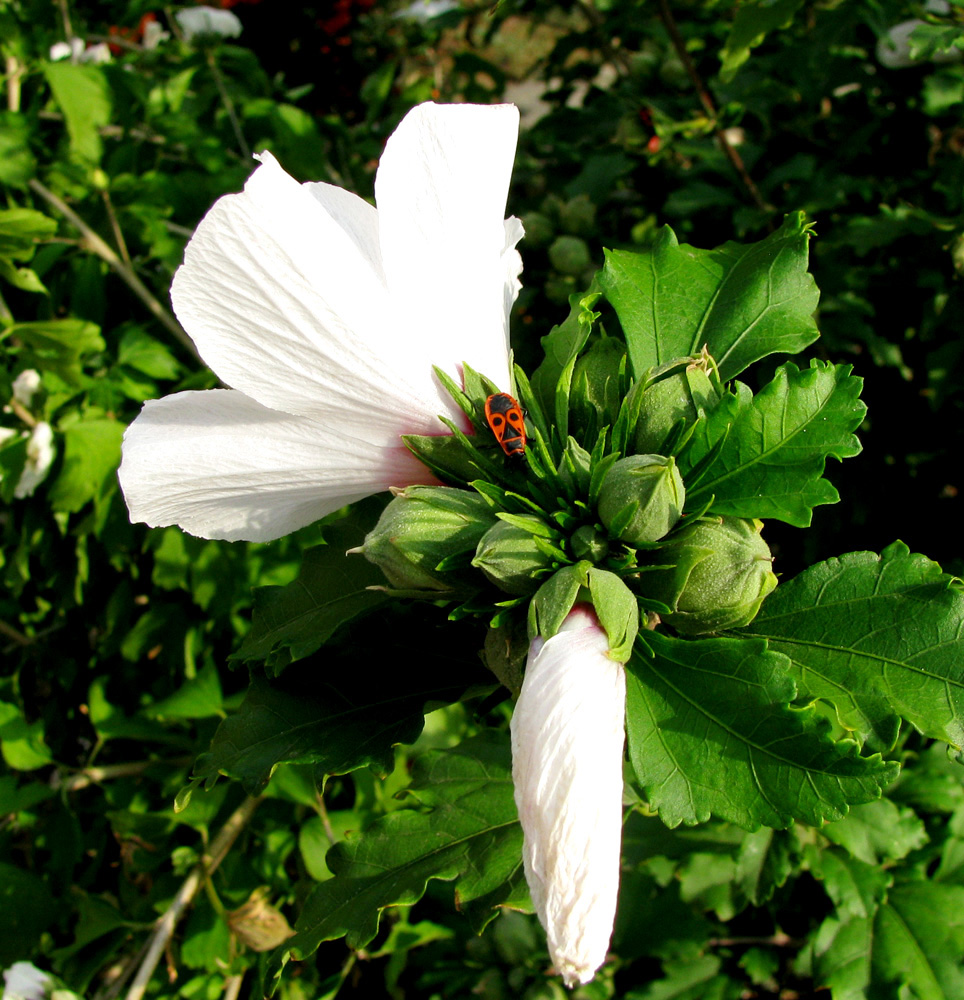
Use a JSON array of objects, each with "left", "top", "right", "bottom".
[
  {"left": 362, "top": 486, "right": 497, "bottom": 591},
  {"left": 520, "top": 210, "right": 554, "bottom": 248},
  {"left": 597, "top": 454, "right": 685, "bottom": 546},
  {"left": 549, "top": 235, "right": 592, "bottom": 276},
  {"left": 571, "top": 337, "right": 624, "bottom": 431},
  {"left": 635, "top": 355, "right": 720, "bottom": 454},
  {"left": 571, "top": 525, "right": 609, "bottom": 563},
  {"left": 472, "top": 516, "right": 555, "bottom": 596},
  {"left": 558, "top": 194, "right": 596, "bottom": 237},
  {"left": 646, "top": 517, "right": 777, "bottom": 634}
]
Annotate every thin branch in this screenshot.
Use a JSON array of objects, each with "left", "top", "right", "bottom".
[
  {"left": 655, "top": 0, "right": 774, "bottom": 218},
  {"left": 206, "top": 49, "right": 250, "bottom": 160},
  {"left": 6, "top": 396, "right": 38, "bottom": 427},
  {"left": 125, "top": 795, "right": 262, "bottom": 1000},
  {"left": 59, "top": 757, "right": 194, "bottom": 793},
  {"left": 5, "top": 54, "right": 23, "bottom": 113},
  {"left": 27, "top": 178, "right": 199, "bottom": 360},
  {"left": 0, "top": 619, "right": 31, "bottom": 646},
  {"left": 102, "top": 189, "right": 133, "bottom": 269}
]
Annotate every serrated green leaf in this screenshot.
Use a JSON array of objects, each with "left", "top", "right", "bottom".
[
  {"left": 233, "top": 518, "right": 390, "bottom": 670},
  {"left": 742, "top": 541, "right": 964, "bottom": 750},
  {"left": 194, "top": 646, "right": 470, "bottom": 795},
  {"left": 144, "top": 663, "right": 224, "bottom": 720},
  {"left": 626, "top": 632, "right": 898, "bottom": 829},
  {"left": 681, "top": 361, "right": 864, "bottom": 525},
  {"left": 600, "top": 214, "right": 818, "bottom": 381},
  {"left": 815, "top": 883, "right": 964, "bottom": 1000},
  {"left": 807, "top": 846, "right": 892, "bottom": 920},
  {"left": 822, "top": 798, "right": 928, "bottom": 866},
  {"left": 626, "top": 955, "right": 728, "bottom": 1000},
  {"left": 267, "top": 736, "right": 524, "bottom": 981}
]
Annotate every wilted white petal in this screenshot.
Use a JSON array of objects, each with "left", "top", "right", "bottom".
[
  {"left": 15, "top": 422, "right": 54, "bottom": 499},
  {"left": 375, "top": 102, "right": 520, "bottom": 390},
  {"left": 142, "top": 20, "right": 169, "bottom": 49},
  {"left": 12, "top": 369, "right": 41, "bottom": 407},
  {"left": 511, "top": 605, "right": 626, "bottom": 986},
  {"left": 176, "top": 6, "right": 242, "bottom": 41},
  {"left": 2, "top": 962, "right": 50, "bottom": 1000},
  {"left": 118, "top": 389, "right": 439, "bottom": 542}
]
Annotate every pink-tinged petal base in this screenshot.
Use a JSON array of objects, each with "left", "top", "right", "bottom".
[
  {"left": 118, "top": 389, "right": 440, "bottom": 542},
  {"left": 510, "top": 606, "right": 626, "bottom": 986}
]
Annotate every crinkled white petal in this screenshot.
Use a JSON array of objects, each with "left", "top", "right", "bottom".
[
  {"left": 510, "top": 606, "right": 626, "bottom": 987},
  {"left": 176, "top": 6, "right": 242, "bottom": 40},
  {"left": 118, "top": 389, "right": 438, "bottom": 542},
  {"left": 170, "top": 152, "right": 455, "bottom": 434},
  {"left": 376, "top": 102, "right": 520, "bottom": 390}
]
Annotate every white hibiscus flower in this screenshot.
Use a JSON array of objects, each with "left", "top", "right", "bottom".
[
  {"left": 119, "top": 102, "right": 523, "bottom": 541},
  {"left": 510, "top": 604, "right": 627, "bottom": 986}
]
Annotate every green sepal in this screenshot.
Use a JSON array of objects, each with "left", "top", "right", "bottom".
[
  {"left": 570, "top": 336, "right": 627, "bottom": 444},
  {"left": 587, "top": 567, "right": 639, "bottom": 662},
  {"left": 528, "top": 561, "right": 591, "bottom": 640},
  {"left": 403, "top": 433, "right": 480, "bottom": 487},
  {"left": 513, "top": 363, "right": 551, "bottom": 447},
  {"left": 557, "top": 436, "right": 593, "bottom": 498}
]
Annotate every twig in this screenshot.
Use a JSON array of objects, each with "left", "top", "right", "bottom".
[
  {"left": 102, "top": 189, "right": 133, "bottom": 269},
  {"left": 55, "top": 0, "right": 75, "bottom": 43},
  {"left": 5, "top": 54, "right": 23, "bottom": 113},
  {"left": 655, "top": 0, "right": 774, "bottom": 218},
  {"left": 0, "top": 619, "right": 31, "bottom": 646},
  {"left": 60, "top": 757, "right": 194, "bottom": 793},
  {"left": 206, "top": 49, "right": 250, "bottom": 160},
  {"left": 124, "top": 795, "right": 262, "bottom": 1000},
  {"left": 27, "top": 178, "right": 199, "bottom": 360},
  {"left": 221, "top": 974, "right": 244, "bottom": 1000},
  {"left": 6, "top": 397, "right": 38, "bottom": 428}
]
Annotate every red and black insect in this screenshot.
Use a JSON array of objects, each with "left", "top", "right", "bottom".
[{"left": 484, "top": 392, "right": 527, "bottom": 458}]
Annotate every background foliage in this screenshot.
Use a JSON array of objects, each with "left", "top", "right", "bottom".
[{"left": 1, "top": 0, "right": 963, "bottom": 998}]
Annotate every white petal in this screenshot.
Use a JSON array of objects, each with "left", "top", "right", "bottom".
[
  {"left": 170, "top": 152, "right": 455, "bottom": 434},
  {"left": 510, "top": 606, "right": 626, "bottom": 987},
  {"left": 375, "top": 102, "right": 520, "bottom": 390},
  {"left": 118, "top": 389, "right": 438, "bottom": 542}
]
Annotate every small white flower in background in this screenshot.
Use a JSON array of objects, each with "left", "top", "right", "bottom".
[
  {"left": 12, "top": 370, "right": 41, "bottom": 408},
  {"left": 511, "top": 604, "right": 626, "bottom": 986},
  {"left": 16, "top": 422, "right": 55, "bottom": 499},
  {"left": 175, "top": 5, "right": 243, "bottom": 42},
  {"left": 142, "top": 19, "right": 169, "bottom": 50},
  {"left": 2, "top": 962, "right": 50, "bottom": 1000},
  {"left": 48, "top": 38, "right": 111, "bottom": 63},
  {"left": 395, "top": 0, "right": 460, "bottom": 23},
  {"left": 119, "top": 102, "right": 522, "bottom": 541},
  {"left": 49, "top": 39, "right": 81, "bottom": 61}
]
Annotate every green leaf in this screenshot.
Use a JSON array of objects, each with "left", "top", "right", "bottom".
[
  {"left": 807, "top": 845, "right": 892, "bottom": 921},
  {"left": 626, "top": 632, "right": 898, "bottom": 830},
  {"left": 196, "top": 626, "right": 476, "bottom": 794},
  {"left": 0, "top": 701, "right": 53, "bottom": 770},
  {"left": 6, "top": 318, "right": 105, "bottom": 384},
  {"left": 233, "top": 517, "right": 391, "bottom": 671},
  {"left": 815, "top": 883, "right": 964, "bottom": 1000},
  {"left": 626, "top": 955, "right": 728, "bottom": 1000},
  {"left": 0, "top": 111, "right": 37, "bottom": 186},
  {"left": 43, "top": 62, "right": 113, "bottom": 162},
  {"left": 821, "top": 798, "right": 928, "bottom": 866},
  {"left": 268, "top": 736, "right": 524, "bottom": 980},
  {"left": 0, "top": 208, "right": 57, "bottom": 261},
  {"left": 0, "top": 863, "right": 55, "bottom": 964},
  {"left": 144, "top": 663, "right": 224, "bottom": 721},
  {"left": 742, "top": 542, "right": 964, "bottom": 750},
  {"left": 48, "top": 417, "right": 124, "bottom": 515},
  {"left": 530, "top": 284, "right": 601, "bottom": 418},
  {"left": 719, "top": 0, "right": 806, "bottom": 81},
  {"left": 600, "top": 214, "right": 818, "bottom": 381},
  {"left": 681, "top": 361, "right": 864, "bottom": 526}
]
